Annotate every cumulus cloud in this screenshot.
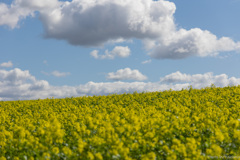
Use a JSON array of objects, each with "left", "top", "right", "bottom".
[
  {"left": 1, "top": 68, "right": 240, "bottom": 101},
  {"left": 107, "top": 68, "right": 147, "bottom": 81},
  {"left": 1, "top": 0, "right": 175, "bottom": 45},
  {"left": 148, "top": 28, "right": 240, "bottom": 59},
  {"left": 90, "top": 46, "right": 130, "bottom": 59},
  {"left": 42, "top": 70, "right": 70, "bottom": 77},
  {"left": 90, "top": 50, "right": 99, "bottom": 59},
  {"left": 0, "top": 68, "right": 50, "bottom": 100},
  {"left": 0, "top": 0, "right": 60, "bottom": 28},
  {"left": 0, "top": 68, "right": 35, "bottom": 85},
  {"left": 41, "top": 0, "right": 240, "bottom": 58},
  {"left": 40, "top": 0, "right": 176, "bottom": 46},
  {"left": 160, "top": 71, "right": 240, "bottom": 88},
  {"left": 0, "top": 61, "right": 13, "bottom": 68},
  {"left": 1, "top": 0, "right": 240, "bottom": 58},
  {"left": 160, "top": 71, "right": 192, "bottom": 83}
]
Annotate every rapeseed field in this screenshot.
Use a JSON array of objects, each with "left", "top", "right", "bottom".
[{"left": 1, "top": 85, "right": 240, "bottom": 159}]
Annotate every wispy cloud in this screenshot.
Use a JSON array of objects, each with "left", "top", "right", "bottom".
[
  {"left": 142, "top": 59, "right": 152, "bottom": 64},
  {"left": 42, "top": 70, "right": 70, "bottom": 77},
  {"left": 51, "top": 71, "right": 70, "bottom": 77},
  {"left": 0, "top": 61, "right": 13, "bottom": 68}
]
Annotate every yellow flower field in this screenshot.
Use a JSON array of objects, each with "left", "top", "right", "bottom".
[{"left": 1, "top": 85, "right": 240, "bottom": 159}]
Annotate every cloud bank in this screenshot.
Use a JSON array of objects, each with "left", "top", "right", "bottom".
[
  {"left": 1, "top": 68, "right": 240, "bottom": 101},
  {"left": 160, "top": 71, "right": 239, "bottom": 88},
  {"left": 1, "top": 0, "right": 239, "bottom": 59}
]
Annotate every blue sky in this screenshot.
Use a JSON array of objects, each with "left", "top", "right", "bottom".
[{"left": 1, "top": 0, "right": 240, "bottom": 100}]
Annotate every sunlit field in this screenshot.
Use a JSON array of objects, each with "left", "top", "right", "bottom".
[{"left": 1, "top": 85, "right": 240, "bottom": 159}]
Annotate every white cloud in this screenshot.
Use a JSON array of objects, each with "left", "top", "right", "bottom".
[
  {"left": 42, "top": 70, "right": 70, "bottom": 77},
  {"left": 0, "top": 3, "right": 28, "bottom": 28},
  {"left": 148, "top": 28, "right": 240, "bottom": 59},
  {"left": 90, "top": 46, "right": 130, "bottom": 59},
  {"left": 51, "top": 71, "right": 70, "bottom": 77},
  {"left": 0, "top": 0, "right": 176, "bottom": 45},
  {"left": 159, "top": 71, "right": 240, "bottom": 88},
  {"left": 1, "top": 0, "right": 240, "bottom": 58},
  {"left": 107, "top": 68, "right": 147, "bottom": 81},
  {"left": 90, "top": 50, "right": 99, "bottom": 59},
  {"left": 1, "top": 68, "right": 240, "bottom": 101},
  {"left": 0, "top": 0, "right": 60, "bottom": 28},
  {"left": 41, "top": 0, "right": 240, "bottom": 58},
  {"left": 142, "top": 59, "right": 152, "bottom": 64},
  {"left": 111, "top": 46, "right": 131, "bottom": 58},
  {"left": 0, "top": 61, "right": 13, "bottom": 68},
  {"left": 160, "top": 71, "right": 192, "bottom": 83},
  {"left": 0, "top": 68, "right": 50, "bottom": 100},
  {"left": 40, "top": 0, "right": 176, "bottom": 46},
  {"left": 0, "top": 68, "right": 35, "bottom": 85}
]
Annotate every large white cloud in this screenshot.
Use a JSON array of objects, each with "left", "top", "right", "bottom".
[
  {"left": 1, "top": 0, "right": 239, "bottom": 59},
  {"left": 40, "top": 0, "right": 176, "bottom": 46},
  {"left": 90, "top": 46, "right": 130, "bottom": 59},
  {"left": 1, "top": 68, "right": 240, "bottom": 101},
  {"left": 106, "top": 68, "right": 147, "bottom": 81},
  {"left": 148, "top": 28, "right": 240, "bottom": 59},
  {"left": 0, "top": 0, "right": 176, "bottom": 45}
]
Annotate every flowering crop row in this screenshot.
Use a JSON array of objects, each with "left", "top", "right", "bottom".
[{"left": 1, "top": 86, "right": 240, "bottom": 159}]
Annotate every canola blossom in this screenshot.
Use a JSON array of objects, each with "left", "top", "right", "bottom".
[{"left": 1, "top": 86, "right": 240, "bottom": 159}]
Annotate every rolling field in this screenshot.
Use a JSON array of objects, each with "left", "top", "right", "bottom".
[{"left": 1, "top": 86, "right": 240, "bottom": 159}]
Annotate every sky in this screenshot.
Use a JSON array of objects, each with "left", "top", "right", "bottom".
[{"left": 1, "top": 0, "right": 240, "bottom": 100}]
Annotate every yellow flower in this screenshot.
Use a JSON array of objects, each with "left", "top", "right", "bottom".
[
  {"left": 87, "top": 151, "right": 94, "bottom": 160},
  {"left": 42, "top": 153, "right": 51, "bottom": 159},
  {"left": 147, "top": 152, "right": 156, "bottom": 160},
  {"left": 111, "top": 149, "right": 118, "bottom": 155},
  {"left": 52, "top": 147, "right": 59, "bottom": 154},
  {"left": 95, "top": 152, "right": 103, "bottom": 160},
  {"left": 132, "top": 143, "right": 139, "bottom": 150},
  {"left": 62, "top": 146, "right": 72, "bottom": 156},
  {"left": 207, "top": 144, "right": 222, "bottom": 156},
  {"left": 215, "top": 130, "right": 224, "bottom": 142}
]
